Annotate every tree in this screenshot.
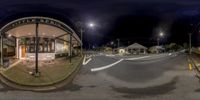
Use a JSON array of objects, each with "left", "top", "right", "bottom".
[{"left": 164, "top": 43, "right": 183, "bottom": 52}]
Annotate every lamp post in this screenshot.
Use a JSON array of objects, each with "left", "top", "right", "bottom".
[
  {"left": 76, "top": 21, "right": 84, "bottom": 57},
  {"left": 110, "top": 41, "right": 114, "bottom": 54},
  {"left": 78, "top": 21, "right": 95, "bottom": 56},
  {"left": 157, "top": 32, "right": 164, "bottom": 46},
  {"left": 117, "top": 39, "right": 120, "bottom": 48},
  {"left": 88, "top": 22, "right": 95, "bottom": 52}
]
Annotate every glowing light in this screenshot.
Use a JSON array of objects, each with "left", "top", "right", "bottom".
[
  {"left": 88, "top": 22, "right": 95, "bottom": 28},
  {"left": 8, "top": 34, "right": 12, "bottom": 37},
  {"left": 159, "top": 32, "right": 164, "bottom": 37}
]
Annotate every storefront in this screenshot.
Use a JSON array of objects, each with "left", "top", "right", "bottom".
[{"left": 0, "top": 16, "right": 81, "bottom": 66}]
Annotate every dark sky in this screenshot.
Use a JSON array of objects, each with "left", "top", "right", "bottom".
[{"left": 0, "top": 0, "right": 200, "bottom": 47}]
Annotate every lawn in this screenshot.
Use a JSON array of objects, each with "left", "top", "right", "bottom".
[{"left": 2, "top": 56, "right": 83, "bottom": 86}]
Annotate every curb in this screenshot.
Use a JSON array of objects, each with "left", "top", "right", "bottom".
[
  {"left": 0, "top": 57, "right": 83, "bottom": 91},
  {"left": 188, "top": 55, "right": 200, "bottom": 79}
]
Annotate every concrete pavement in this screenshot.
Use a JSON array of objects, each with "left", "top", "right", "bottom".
[{"left": 0, "top": 53, "right": 199, "bottom": 100}]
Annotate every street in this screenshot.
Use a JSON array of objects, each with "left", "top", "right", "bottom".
[{"left": 0, "top": 53, "right": 199, "bottom": 100}]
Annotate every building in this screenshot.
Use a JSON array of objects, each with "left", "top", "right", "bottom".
[
  {"left": 126, "top": 43, "right": 147, "bottom": 54},
  {"left": 114, "top": 47, "right": 126, "bottom": 55},
  {"left": 0, "top": 16, "right": 81, "bottom": 66},
  {"left": 148, "top": 46, "right": 165, "bottom": 53}
]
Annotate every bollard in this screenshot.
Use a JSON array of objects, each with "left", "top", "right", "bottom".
[{"left": 189, "top": 63, "right": 193, "bottom": 71}]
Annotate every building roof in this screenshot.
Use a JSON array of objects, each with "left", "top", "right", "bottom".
[{"left": 126, "top": 43, "right": 147, "bottom": 49}]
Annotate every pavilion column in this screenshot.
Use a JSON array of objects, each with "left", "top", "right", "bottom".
[
  {"left": 16, "top": 38, "right": 19, "bottom": 58},
  {"left": 69, "top": 34, "right": 72, "bottom": 63},
  {"left": 0, "top": 34, "right": 3, "bottom": 66},
  {"left": 47, "top": 39, "right": 49, "bottom": 52},
  {"left": 35, "top": 20, "right": 39, "bottom": 76},
  {"left": 138, "top": 48, "right": 140, "bottom": 54}
]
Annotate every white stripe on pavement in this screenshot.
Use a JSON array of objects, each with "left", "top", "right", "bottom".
[
  {"left": 83, "top": 58, "right": 92, "bottom": 65},
  {"left": 90, "top": 56, "right": 155, "bottom": 72},
  {"left": 125, "top": 56, "right": 150, "bottom": 60},
  {"left": 105, "top": 54, "right": 115, "bottom": 57},
  {"left": 85, "top": 55, "right": 92, "bottom": 59},
  {"left": 82, "top": 55, "right": 92, "bottom": 65},
  {"left": 91, "top": 59, "right": 124, "bottom": 72}
]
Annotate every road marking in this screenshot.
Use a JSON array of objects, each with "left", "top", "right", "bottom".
[
  {"left": 125, "top": 56, "right": 150, "bottom": 60},
  {"left": 105, "top": 54, "right": 115, "bottom": 57},
  {"left": 91, "top": 56, "right": 152, "bottom": 72},
  {"left": 82, "top": 55, "right": 92, "bottom": 65},
  {"left": 85, "top": 55, "right": 92, "bottom": 59},
  {"left": 91, "top": 59, "right": 124, "bottom": 72}
]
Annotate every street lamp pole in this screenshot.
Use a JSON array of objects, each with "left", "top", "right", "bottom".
[
  {"left": 157, "top": 32, "right": 164, "bottom": 46},
  {"left": 117, "top": 39, "right": 120, "bottom": 48},
  {"left": 157, "top": 38, "right": 160, "bottom": 46}
]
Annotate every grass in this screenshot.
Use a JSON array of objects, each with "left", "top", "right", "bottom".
[{"left": 2, "top": 56, "right": 83, "bottom": 86}]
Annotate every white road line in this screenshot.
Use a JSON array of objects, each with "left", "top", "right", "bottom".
[
  {"left": 105, "top": 54, "right": 115, "bottom": 57},
  {"left": 91, "top": 56, "right": 152, "bottom": 72},
  {"left": 83, "top": 58, "right": 92, "bottom": 65},
  {"left": 82, "top": 55, "right": 92, "bottom": 65},
  {"left": 124, "top": 56, "right": 150, "bottom": 60},
  {"left": 91, "top": 59, "right": 124, "bottom": 72},
  {"left": 85, "top": 55, "right": 92, "bottom": 59}
]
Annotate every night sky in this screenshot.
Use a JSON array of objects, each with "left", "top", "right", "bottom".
[{"left": 0, "top": 0, "right": 200, "bottom": 47}]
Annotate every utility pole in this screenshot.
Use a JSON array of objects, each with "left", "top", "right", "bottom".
[
  {"left": 76, "top": 21, "right": 84, "bottom": 57},
  {"left": 157, "top": 38, "right": 160, "bottom": 46},
  {"left": 117, "top": 39, "right": 120, "bottom": 48},
  {"left": 189, "top": 33, "right": 192, "bottom": 55}
]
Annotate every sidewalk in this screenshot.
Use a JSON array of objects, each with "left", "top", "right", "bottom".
[{"left": 0, "top": 57, "right": 83, "bottom": 91}]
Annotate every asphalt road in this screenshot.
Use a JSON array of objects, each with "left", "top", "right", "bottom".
[{"left": 0, "top": 53, "right": 199, "bottom": 100}]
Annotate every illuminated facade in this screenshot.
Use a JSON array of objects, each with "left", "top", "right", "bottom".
[{"left": 0, "top": 17, "right": 81, "bottom": 66}]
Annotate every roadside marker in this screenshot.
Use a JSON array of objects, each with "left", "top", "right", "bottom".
[{"left": 188, "top": 63, "right": 193, "bottom": 71}]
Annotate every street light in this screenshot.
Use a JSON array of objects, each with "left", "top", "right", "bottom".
[
  {"left": 88, "top": 22, "right": 95, "bottom": 28},
  {"left": 78, "top": 21, "right": 96, "bottom": 56},
  {"left": 110, "top": 41, "right": 114, "bottom": 45},
  {"left": 157, "top": 32, "right": 164, "bottom": 46},
  {"left": 89, "top": 23, "right": 94, "bottom": 28},
  {"left": 110, "top": 41, "right": 115, "bottom": 54},
  {"left": 159, "top": 32, "right": 164, "bottom": 37}
]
